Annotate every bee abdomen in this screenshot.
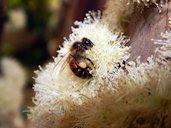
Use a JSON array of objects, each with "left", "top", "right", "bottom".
[{"left": 69, "top": 58, "right": 92, "bottom": 79}]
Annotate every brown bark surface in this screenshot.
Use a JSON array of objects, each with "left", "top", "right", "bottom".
[{"left": 127, "top": 1, "right": 171, "bottom": 62}]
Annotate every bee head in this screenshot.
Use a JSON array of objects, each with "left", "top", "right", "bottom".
[{"left": 82, "top": 38, "right": 93, "bottom": 50}]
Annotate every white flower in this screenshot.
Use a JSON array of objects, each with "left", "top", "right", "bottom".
[
  {"left": 72, "top": 22, "right": 171, "bottom": 128},
  {"left": 129, "top": 0, "right": 163, "bottom": 6},
  {"left": 30, "top": 11, "right": 130, "bottom": 125},
  {"left": 130, "top": 0, "right": 163, "bottom": 12}
]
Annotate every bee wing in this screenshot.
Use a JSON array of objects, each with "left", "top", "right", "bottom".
[
  {"left": 53, "top": 51, "right": 70, "bottom": 73},
  {"left": 59, "top": 53, "right": 82, "bottom": 74},
  {"left": 59, "top": 55, "right": 71, "bottom": 73}
]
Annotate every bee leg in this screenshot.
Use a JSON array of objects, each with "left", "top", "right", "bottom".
[
  {"left": 84, "top": 57, "right": 94, "bottom": 70},
  {"left": 80, "top": 70, "right": 92, "bottom": 79}
]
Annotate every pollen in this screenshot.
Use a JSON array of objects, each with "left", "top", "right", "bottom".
[{"left": 79, "top": 61, "right": 87, "bottom": 69}]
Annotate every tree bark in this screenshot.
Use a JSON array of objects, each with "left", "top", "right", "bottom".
[{"left": 127, "top": 1, "right": 171, "bottom": 62}]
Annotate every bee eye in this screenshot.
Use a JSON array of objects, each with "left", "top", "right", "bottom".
[
  {"left": 73, "top": 42, "right": 82, "bottom": 49},
  {"left": 82, "top": 38, "right": 93, "bottom": 49}
]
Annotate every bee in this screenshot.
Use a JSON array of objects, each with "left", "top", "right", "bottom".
[{"left": 68, "top": 37, "right": 94, "bottom": 79}]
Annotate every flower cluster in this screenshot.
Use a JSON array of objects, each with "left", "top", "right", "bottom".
[
  {"left": 102, "top": 0, "right": 134, "bottom": 32},
  {"left": 30, "top": 11, "right": 130, "bottom": 128},
  {"left": 30, "top": 1, "right": 170, "bottom": 128},
  {"left": 102, "top": 0, "right": 164, "bottom": 33},
  {"left": 133, "top": 0, "right": 163, "bottom": 6},
  {"left": 73, "top": 63, "right": 171, "bottom": 128},
  {"left": 69, "top": 20, "right": 171, "bottom": 128}
]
